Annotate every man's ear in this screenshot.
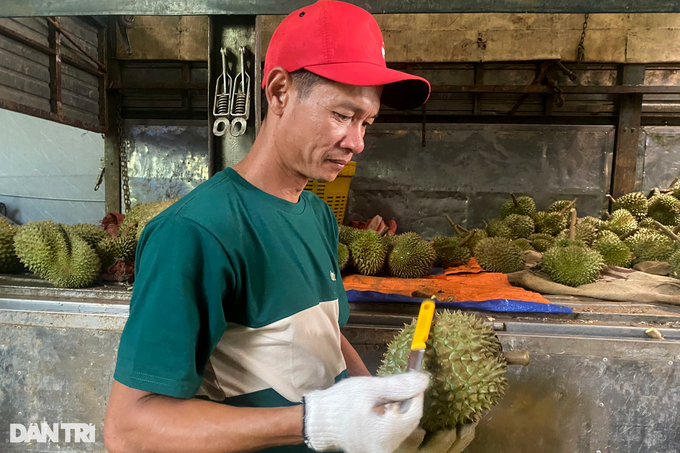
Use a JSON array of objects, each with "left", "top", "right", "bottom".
[{"left": 265, "top": 67, "right": 294, "bottom": 117}]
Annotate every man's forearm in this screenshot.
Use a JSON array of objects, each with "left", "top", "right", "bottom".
[
  {"left": 341, "top": 333, "right": 371, "bottom": 377},
  {"left": 105, "top": 381, "right": 303, "bottom": 453}
]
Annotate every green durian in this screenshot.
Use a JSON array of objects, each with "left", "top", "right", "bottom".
[
  {"left": 348, "top": 229, "right": 386, "bottom": 276},
  {"left": 95, "top": 231, "right": 138, "bottom": 268},
  {"left": 14, "top": 221, "right": 100, "bottom": 288},
  {"left": 578, "top": 216, "right": 605, "bottom": 230},
  {"left": 542, "top": 245, "right": 604, "bottom": 287},
  {"left": 432, "top": 236, "right": 471, "bottom": 268},
  {"left": 592, "top": 230, "right": 632, "bottom": 268},
  {"left": 378, "top": 310, "right": 507, "bottom": 432},
  {"left": 386, "top": 232, "right": 436, "bottom": 278},
  {"left": 603, "top": 209, "right": 638, "bottom": 236},
  {"left": 668, "top": 250, "right": 680, "bottom": 278},
  {"left": 531, "top": 239, "right": 553, "bottom": 253},
  {"left": 0, "top": 218, "right": 22, "bottom": 273},
  {"left": 624, "top": 230, "right": 675, "bottom": 263},
  {"left": 500, "top": 194, "right": 536, "bottom": 219},
  {"left": 638, "top": 217, "right": 657, "bottom": 229},
  {"left": 503, "top": 214, "right": 535, "bottom": 239},
  {"left": 529, "top": 233, "right": 555, "bottom": 242},
  {"left": 457, "top": 228, "right": 487, "bottom": 252},
  {"left": 486, "top": 218, "right": 513, "bottom": 239},
  {"left": 547, "top": 200, "right": 573, "bottom": 217},
  {"left": 612, "top": 192, "right": 648, "bottom": 220},
  {"left": 553, "top": 237, "right": 587, "bottom": 248},
  {"left": 557, "top": 220, "right": 598, "bottom": 246},
  {"left": 535, "top": 212, "right": 567, "bottom": 236},
  {"left": 512, "top": 238, "right": 534, "bottom": 251},
  {"left": 338, "top": 243, "right": 349, "bottom": 271},
  {"left": 67, "top": 223, "right": 109, "bottom": 248},
  {"left": 339, "top": 225, "right": 362, "bottom": 246},
  {"left": 474, "top": 237, "right": 526, "bottom": 273},
  {"left": 120, "top": 199, "right": 179, "bottom": 239},
  {"left": 647, "top": 194, "right": 680, "bottom": 226}
]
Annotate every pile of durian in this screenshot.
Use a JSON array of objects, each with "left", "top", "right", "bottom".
[
  {"left": 339, "top": 182, "right": 680, "bottom": 287},
  {"left": 0, "top": 199, "right": 177, "bottom": 288}
]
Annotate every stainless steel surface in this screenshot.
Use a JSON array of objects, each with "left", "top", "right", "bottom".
[
  {"left": 212, "top": 48, "right": 232, "bottom": 137},
  {"left": 350, "top": 124, "right": 614, "bottom": 238},
  {"left": 125, "top": 123, "right": 209, "bottom": 205},
  {"left": 5, "top": 0, "right": 680, "bottom": 16},
  {"left": 639, "top": 126, "right": 680, "bottom": 193}
]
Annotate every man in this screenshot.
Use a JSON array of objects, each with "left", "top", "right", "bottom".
[{"left": 104, "top": 2, "right": 435, "bottom": 453}]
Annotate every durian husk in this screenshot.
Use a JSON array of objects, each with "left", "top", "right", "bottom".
[
  {"left": 0, "top": 218, "right": 22, "bottom": 273},
  {"left": 432, "top": 236, "right": 471, "bottom": 268},
  {"left": 474, "top": 237, "right": 525, "bottom": 273},
  {"left": 348, "top": 229, "right": 386, "bottom": 276},
  {"left": 592, "top": 230, "right": 632, "bottom": 268},
  {"left": 386, "top": 232, "right": 436, "bottom": 278},
  {"left": 338, "top": 243, "right": 349, "bottom": 271},
  {"left": 542, "top": 245, "right": 604, "bottom": 287},
  {"left": 378, "top": 310, "right": 507, "bottom": 432}
]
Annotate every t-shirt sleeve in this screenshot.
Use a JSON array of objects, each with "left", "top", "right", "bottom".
[
  {"left": 324, "top": 206, "right": 350, "bottom": 327},
  {"left": 113, "top": 215, "right": 233, "bottom": 398}
]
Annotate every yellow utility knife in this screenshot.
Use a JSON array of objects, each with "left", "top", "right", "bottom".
[{"left": 399, "top": 299, "right": 435, "bottom": 414}]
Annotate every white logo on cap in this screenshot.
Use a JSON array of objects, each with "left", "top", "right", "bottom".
[{"left": 382, "top": 46, "right": 385, "bottom": 59}]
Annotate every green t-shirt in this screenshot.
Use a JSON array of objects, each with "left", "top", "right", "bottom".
[{"left": 114, "top": 167, "right": 349, "bottom": 452}]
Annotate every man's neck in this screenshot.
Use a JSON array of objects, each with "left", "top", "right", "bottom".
[{"left": 232, "top": 134, "right": 308, "bottom": 204}]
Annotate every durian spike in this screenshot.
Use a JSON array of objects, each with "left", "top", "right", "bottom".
[
  {"left": 458, "top": 230, "right": 476, "bottom": 247},
  {"left": 619, "top": 227, "right": 638, "bottom": 241},
  {"left": 503, "top": 350, "right": 530, "bottom": 366},
  {"left": 569, "top": 208, "right": 577, "bottom": 241},
  {"left": 558, "top": 198, "right": 578, "bottom": 216},
  {"left": 652, "top": 220, "right": 680, "bottom": 241},
  {"left": 511, "top": 193, "right": 519, "bottom": 208}
]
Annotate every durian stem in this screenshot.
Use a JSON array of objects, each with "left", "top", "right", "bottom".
[
  {"left": 455, "top": 224, "right": 469, "bottom": 233},
  {"left": 558, "top": 198, "right": 578, "bottom": 216},
  {"left": 569, "top": 208, "right": 577, "bottom": 241},
  {"left": 652, "top": 220, "right": 680, "bottom": 241},
  {"left": 504, "top": 350, "right": 530, "bottom": 366},
  {"left": 379, "top": 226, "right": 390, "bottom": 236},
  {"left": 446, "top": 215, "right": 457, "bottom": 231},
  {"left": 606, "top": 194, "right": 617, "bottom": 204},
  {"left": 674, "top": 224, "right": 680, "bottom": 235},
  {"left": 458, "top": 230, "right": 476, "bottom": 247},
  {"left": 619, "top": 228, "right": 638, "bottom": 241},
  {"left": 511, "top": 193, "right": 519, "bottom": 208}
]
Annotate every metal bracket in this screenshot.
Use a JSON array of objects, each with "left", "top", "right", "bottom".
[
  {"left": 229, "top": 46, "right": 251, "bottom": 137},
  {"left": 116, "top": 15, "right": 134, "bottom": 56}
]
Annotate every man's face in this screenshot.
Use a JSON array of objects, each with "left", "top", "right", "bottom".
[{"left": 279, "top": 80, "right": 382, "bottom": 183}]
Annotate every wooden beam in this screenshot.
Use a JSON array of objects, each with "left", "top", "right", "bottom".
[
  {"left": 48, "top": 17, "right": 63, "bottom": 118},
  {"left": 104, "top": 17, "right": 121, "bottom": 214},
  {"left": 611, "top": 64, "right": 645, "bottom": 199},
  {"left": 0, "top": 97, "right": 104, "bottom": 132}
]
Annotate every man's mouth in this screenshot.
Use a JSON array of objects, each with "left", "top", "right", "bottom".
[{"left": 328, "top": 159, "right": 350, "bottom": 166}]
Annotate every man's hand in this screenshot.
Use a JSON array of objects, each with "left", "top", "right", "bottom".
[
  {"left": 394, "top": 421, "right": 479, "bottom": 453},
  {"left": 303, "top": 372, "right": 429, "bottom": 453}
]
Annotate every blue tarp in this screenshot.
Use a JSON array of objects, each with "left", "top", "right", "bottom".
[{"left": 346, "top": 290, "right": 573, "bottom": 314}]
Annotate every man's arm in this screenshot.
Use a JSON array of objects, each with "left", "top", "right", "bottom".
[
  {"left": 104, "top": 381, "right": 303, "bottom": 453},
  {"left": 341, "top": 333, "right": 371, "bottom": 377}
]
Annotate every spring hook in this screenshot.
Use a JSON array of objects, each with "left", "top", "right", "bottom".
[
  {"left": 212, "top": 48, "right": 232, "bottom": 137},
  {"left": 229, "top": 46, "right": 251, "bottom": 137}
]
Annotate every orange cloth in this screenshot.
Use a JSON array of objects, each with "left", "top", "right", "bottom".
[{"left": 342, "top": 258, "right": 550, "bottom": 304}]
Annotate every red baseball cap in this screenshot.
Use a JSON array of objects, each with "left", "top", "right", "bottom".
[{"left": 263, "top": 0, "right": 430, "bottom": 110}]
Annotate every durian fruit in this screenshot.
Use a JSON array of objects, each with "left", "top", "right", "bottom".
[
  {"left": 638, "top": 217, "right": 657, "bottom": 229},
  {"left": 338, "top": 243, "right": 349, "bottom": 271},
  {"left": 348, "top": 229, "right": 386, "bottom": 276},
  {"left": 378, "top": 310, "right": 507, "bottom": 432},
  {"left": 432, "top": 236, "right": 471, "bottom": 268},
  {"left": 557, "top": 220, "right": 598, "bottom": 246},
  {"left": 611, "top": 193, "right": 648, "bottom": 220},
  {"left": 339, "top": 225, "right": 362, "bottom": 246},
  {"left": 503, "top": 214, "right": 534, "bottom": 239},
  {"left": 624, "top": 230, "right": 675, "bottom": 263},
  {"left": 386, "top": 232, "right": 436, "bottom": 278},
  {"left": 120, "top": 199, "right": 179, "bottom": 239},
  {"left": 542, "top": 245, "right": 604, "bottom": 287},
  {"left": 95, "top": 230, "right": 138, "bottom": 268},
  {"left": 0, "top": 218, "right": 22, "bottom": 273},
  {"left": 500, "top": 194, "right": 536, "bottom": 219},
  {"left": 592, "top": 231, "right": 632, "bottom": 268},
  {"left": 474, "top": 237, "right": 526, "bottom": 273},
  {"left": 647, "top": 194, "right": 680, "bottom": 226},
  {"left": 668, "top": 250, "right": 680, "bottom": 278},
  {"left": 67, "top": 223, "right": 109, "bottom": 248},
  {"left": 603, "top": 209, "right": 638, "bottom": 237},
  {"left": 14, "top": 221, "right": 100, "bottom": 288},
  {"left": 512, "top": 238, "right": 534, "bottom": 251},
  {"left": 547, "top": 200, "right": 573, "bottom": 216},
  {"left": 529, "top": 232, "right": 556, "bottom": 252},
  {"left": 535, "top": 212, "right": 568, "bottom": 236},
  {"left": 579, "top": 216, "right": 605, "bottom": 230},
  {"left": 529, "top": 233, "right": 555, "bottom": 243},
  {"left": 553, "top": 237, "right": 587, "bottom": 248},
  {"left": 457, "top": 228, "right": 487, "bottom": 252},
  {"left": 486, "top": 219, "right": 512, "bottom": 239}
]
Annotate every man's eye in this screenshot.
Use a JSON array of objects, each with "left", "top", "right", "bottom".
[{"left": 334, "top": 112, "right": 351, "bottom": 121}]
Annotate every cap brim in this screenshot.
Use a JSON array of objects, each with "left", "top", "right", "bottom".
[{"left": 304, "top": 62, "right": 430, "bottom": 110}]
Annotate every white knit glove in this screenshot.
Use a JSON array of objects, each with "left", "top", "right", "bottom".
[
  {"left": 394, "top": 422, "right": 479, "bottom": 453},
  {"left": 303, "top": 372, "right": 429, "bottom": 453}
]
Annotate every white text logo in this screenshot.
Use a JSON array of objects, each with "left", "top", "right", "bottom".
[{"left": 10, "top": 423, "right": 95, "bottom": 443}]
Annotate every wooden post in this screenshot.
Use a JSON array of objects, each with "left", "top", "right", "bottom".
[{"left": 48, "top": 17, "right": 63, "bottom": 118}]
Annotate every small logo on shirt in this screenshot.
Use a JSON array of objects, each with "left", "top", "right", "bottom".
[{"left": 330, "top": 271, "right": 336, "bottom": 281}]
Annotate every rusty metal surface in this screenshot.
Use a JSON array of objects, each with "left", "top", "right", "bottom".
[
  {"left": 639, "top": 126, "right": 680, "bottom": 193},
  {"left": 125, "top": 123, "right": 209, "bottom": 205},
  {"left": 349, "top": 123, "right": 614, "bottom": 238}
]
